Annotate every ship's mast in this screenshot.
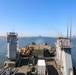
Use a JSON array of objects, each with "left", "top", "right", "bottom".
[
  {"left": 55, "top": 17, "right": 74, "bottom": 75},
  {"left": 67, "top": 18, "right": 69, "bottom": 39},
  {"left": 13, "top": 29, "right": 14, "bottom": 32},
  {"left": 70, "top": 17, "right": 72, "bottom": 42}
]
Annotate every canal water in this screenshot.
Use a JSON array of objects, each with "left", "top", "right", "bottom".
[{"left": 0, "top": 37, "right": 76, "bottom": 68}]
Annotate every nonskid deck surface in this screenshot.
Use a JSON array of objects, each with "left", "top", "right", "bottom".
[
  {"left": 16, "top": 58, "right": 29, "bottom": 75},
  {"left": 15, "top": 57, "right": 61, "bottom": 75},
  {"left": 47, "top": 61, "right": 58, "bottom": 75},
  {"left": 16, "top": 66, "right": 27, "bottom": 75},
  {"left": 16, "top": 48, "right": 59, "bottom": 75},
  {"left": 46, "top": 60, "right": 62, "bottom": 75}
]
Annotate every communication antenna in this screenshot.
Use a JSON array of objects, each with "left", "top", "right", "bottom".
[
  {"left": 70, "top": 17, "right": 72, "bottom": 42},
  {"left": 13, "top": 29, "right": 14, "bottom": 32},
  {"left": 67, "top": 18, "right": 69, "bottom": 39}
]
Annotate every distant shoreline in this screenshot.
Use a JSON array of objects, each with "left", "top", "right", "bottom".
[
  {"left": 0, "top": 36, "right": 59, "bottom": 39},
  {"left": 0, "top": 36, "right": 75, "bottom": 39}
]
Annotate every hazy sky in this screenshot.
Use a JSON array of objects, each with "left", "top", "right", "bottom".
[{"left": 0, "top": 0, "right": 76, "bottom": 37}]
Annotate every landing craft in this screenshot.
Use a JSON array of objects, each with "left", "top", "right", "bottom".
[{"left": 0, "top": 26, "right": 75, "bottom": 75}]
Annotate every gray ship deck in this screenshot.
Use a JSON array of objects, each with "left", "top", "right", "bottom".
[
  {"left": 16, "top": 58, "right": 29, "bottom": 75},
  {"left": 16, "top": 59, "right": 62, "bottom": 75},
  {"left": 46, "top": 60, "right": 62, "bottom": 75},
  {"left": 16, "top": 48, "right": 62, "bottom": 75}
]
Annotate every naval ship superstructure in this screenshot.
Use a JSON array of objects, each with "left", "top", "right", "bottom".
[
  {"left": 55, "top": 37, "right": 73, "bottom": 75},
  {"left": 0, "top": 32, "right": 75, "bottom": 75}
]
